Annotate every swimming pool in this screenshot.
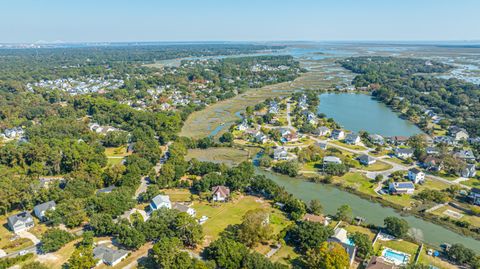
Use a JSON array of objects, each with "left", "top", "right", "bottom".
[{"left": 382, "top": 248, "right": 410, "bottom": 265}]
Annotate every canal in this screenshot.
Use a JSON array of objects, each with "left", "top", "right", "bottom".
[{"left": 255, "top": 168, "right": 480, "bottom": 252}]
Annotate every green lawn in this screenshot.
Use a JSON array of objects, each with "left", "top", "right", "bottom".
[
  {"left": 462, "top": 178, "right": 480, "bottom": 188},
  {"left": 161, "top": 189, "right": 195, "bottom": 202},
  {"left": 362, "top": 161, "right": 393, "bottom": 172},
  {"left": 341, "top": 224, "right": 377, "bottom": 241},
  {"left": 374, "top": 238, "right": 419, "bottom": 257},
  {"left": 335, "top": 172, "right": 377, "bottom": 196},
  {"left": 270, "top": 244, "right": 299, "bottom": 266},
  {"left": 104, "top": 146, "right": 130, "bottom": 157},
  {"left": 430, "top": 204, "right": 480, "bottom": 228},
  {"left": 192, "top": 196, "right": 291, "bottom": 246},
  {"left": 107, "top": 157, "right": 124, "bottom": 165},
  {"left": 330, "top": 140, "right": 367, "bottom": 151}
]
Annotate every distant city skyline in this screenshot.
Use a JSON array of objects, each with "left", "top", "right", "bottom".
[{"left": 1, "top": 0, "right": 479, "bottom": 43}]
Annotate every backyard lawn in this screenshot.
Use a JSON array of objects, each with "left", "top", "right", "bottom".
[{"left": 362, "top": 161, "right": 393, "bottom": 172}]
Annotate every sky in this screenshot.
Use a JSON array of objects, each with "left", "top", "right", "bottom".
[{"left": 1, "top": 0, "right": 479, "bottom": 43}]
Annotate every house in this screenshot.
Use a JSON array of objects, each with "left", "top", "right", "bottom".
[
  {"left": 449, "top": 126, "right": 469, "bottom": 141},
  {"left": 316, "top": 142, "right": 328, "bottom": 150},
  {"left": 461, "top": 164, "right": 476, "bottom": 178},
  {"left": 408, "top": 168, "right": 425, "bottom": 184},
  {"left": 468, "top": 188, "right": 480, "bottom": 205},
  {"left": 369, "top": 134, "right": 385, "bottom": 145},
  {"left": 150, "top": 195, "right": 172, "bottom": 211},
  {"left": 273, "top": 147, "right": 288, "bottom": 160},
  {"left": 254, "top": 132, "right": 268, "bottom": 144},
  {"left": 331, "top": 129, "right": 345, "bottom": 140},
  {"left": 93, "top": 246, "right": 129, "bottom": 266},
  {"left": 313, "top": 126, "right": 330, "bottom": 136},
  {"left": 238, "top": 119, "right": 249, "bottom": 131},
  {"left": 393, "top": 136, "right": 409, "bottom": 146},
  {"left": 323, "top": 156, "right": 342, "bottom": 165},
  {"left": 33, "top": 201, "right": 56, "bottom": 221},
  {"left": 426, "top": 147, "right": 439, "bottom": 155},
  {"left": 454, "top": 150, "right": 476, "bottom": 162},
  {"left": 394, "top": 148, "right": 414, "bottom": 159},
  {"left": 212, "top": 186, "right": 230, "bottom": 202},
  {"left": 345, "top": 133, "right": 361, "bottom": 145},
  {"left": 358, "top": 154, "right": 376, "bottom": 166},
  {"left": 268, "top": 101, "right": 279, "bottom": 114},
  {"left": 7, "top": 212, "right": 34, "bottom": 233},
  {"left": 302, "top": 214, "right": 329, "bottom": 226},
  {"left": 423, "top": 156, "right": 442, "bottom": 172},
  {"left": 366, "top": 256, "right": 397, "bottom": 269},
  {"left": 283, "top": 132, "right": 298, "bottom": 142},
  {"left": 328, "top": 228, "right": 357, "bottom": 265},
  {"left": 172, "top": 203, "right": 196, "bottom": 217},
  {"left": 389, "top": 182, "right": 415, "bottom": 195},
  {"left": 433, "top": 136, "right": 454, "bottom": 145}
]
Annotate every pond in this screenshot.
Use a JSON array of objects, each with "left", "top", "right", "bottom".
[
  {"left": 317, "top": 93, "right": 423, "bottom": 137},
  {"left": 255, "top": 168, "right": 480, "bottom": 252}
]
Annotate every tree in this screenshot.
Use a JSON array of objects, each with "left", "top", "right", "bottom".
[
  {"left": 349, "top": 232, "right": 373, "bottom": 259},
  {"left": 117, "top": 223, "right": 146, "bottom": 249},
  {"left": 303, "top": 242, "right": 350, "bottom": 269},
  {"left": 219, "top": 132, "right": 234, "bottom": 143},
  {"left": 89, "top": 213, "right": 116, "bottom": 236},
  {"left": 40, "top": 228, "right": 74, "bottom": 253},
  {"left": 384, "top": 216, "right": 409, "bottom": 238},
  {"left": 286, "top": 221, "right": 333, "bottom": 253},
  {"left": 203, "top": 237, "right": 249, "bottom": 269},
  {"left": 67, "top": 245, "right": 98, "bottom": 269},
  {"left": 236, "top": 209, "right": 273, "bottom": 247},
  {"left": 149, "top": 237, "right": 184, "bottom": 269},
  {"left": 446, "top": 244, "right": 476, "bottom": 265},
  {"left": 308, "top": 199, "right": 323, "bottom": 215},
  {"left": 335, "top": 204, "right": 352, "bottom": 222},
  {"left": 273, "top": 161, "right": 299, "bottom": 177},
  {"left": 173, "top": 213, "right": 203, "bottom": 247}
]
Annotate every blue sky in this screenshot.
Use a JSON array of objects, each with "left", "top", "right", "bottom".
[{"left": 1, "top": 0, "right": 479, "bottom": 43}]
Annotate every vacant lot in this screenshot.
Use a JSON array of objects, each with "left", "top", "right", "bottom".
[{"left": 185, "top": 147, "right": 250, "bottom": 166}]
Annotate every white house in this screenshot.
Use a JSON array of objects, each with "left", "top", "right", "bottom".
[
  {"left": 408, "top": 168, "right": 425, "bottom": 184},
  {"left": 33, "top": 200, "right": 56, "bottom": 221},
  {"left": 212, "top": 186, "right": 230, "bottom": 202},
  {"left": 7, "top": 212, "right": 34, "bottom": 233},
  {"left": 461, "top": 164, "right": 476, "bottom": 178},
  {"left": 389, "top": 182, "right": 415, "bottom": 195},
  {"left": 314, "top": 126, "right": 330, "bottom": 137},
  {"left": 93, "top": 246, "right": 129, "bottom": 266},
  {"left": 331, "top": 129, "right": 345, "bottom": 140},
  {"left": 358, "top": 154, "right": 376, "bottom": 166},
  {"left": 469, "top": 188, "right": 480, "bottom": 205},
  {"left": 345, "top": 133, "right": 361, "bottom": 145},
  {"left": 328, "top": 228, "right": 357, "bottom": 266},
  {"left": 449, "top": 126, "right": 469, "bottom": 141},
  {"left": 395, "top": 148, "right": 414, "bottom": 159},
  {"left": 323, "top": 156, "right": 342, "bottom": 165},
  {"left": 150, "top": 195, "right": 172, "bottom": 211},
  {"left": 172, "top": 203, "right": 196, "bottom": 217},
  {"left": 273, "top": 147, "right": 288, "bottom": 160}
]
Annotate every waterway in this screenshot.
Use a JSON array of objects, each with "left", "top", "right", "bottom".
[
  {"left": 318, "top": 93, "right": 423, "bottom": 137},
  {"left": 255, "top": 168, "right": 480, "bottom": 252}
]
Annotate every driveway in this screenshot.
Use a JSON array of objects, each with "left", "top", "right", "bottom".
[{"left": 17, "top": 230, "right": 40, "bottom": 245}]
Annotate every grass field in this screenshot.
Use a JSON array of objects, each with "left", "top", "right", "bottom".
[
  {"left": 361, "top": 161, "right": 393, "bottom": 172},
  {"left": 105, "top": 146, "right": 130, "bottom": 166},
  {"left": 462, "top": 178, "right": 480, "bottom": 188},
  {"left": 161, "top": 188, "right": 194, "bottom": 202},
  {"left": 334, "top": 172, "right": 377, "bottom": 196},
  {"left": 185, "top": 147, "right": 250, "bottom": 166},
  {"left": 192, "top": 195, "right": 291, "bottom": 247},
  {"left": 431, "top": 204, "right": 480, "bottom": 228},
  {"left": 330, "top": 140, "right": 367, "bottom": 151}
]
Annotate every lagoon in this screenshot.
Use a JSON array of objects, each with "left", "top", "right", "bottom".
[{"left": 318, "top": 93, "right": 422, "bottom": 137}]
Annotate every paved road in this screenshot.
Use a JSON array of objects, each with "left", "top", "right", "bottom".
[{"left": 286, "top": 102, "right": 293, "bottom": 129}]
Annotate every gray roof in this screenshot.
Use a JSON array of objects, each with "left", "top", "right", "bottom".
[
  {"left": 409, "top": 168, "right": 422, "bottom": 174},
  {"left": 172, "top": 203, "right": 191, "bottom": 213},
  {"left": 151, "top": 195, "right": 170, "bottom": 207},
  {"left": 395, "top": 148, "right": 414, "bottom": 154},
  {"left": 358, "top": 154, "right": 374, "bottom": 163},
  {"left": 34, "top": 201, "right": 56, "bottom": 214},
  {"left": 93, "top": 246, "right": 128, "bottom": 265},
  {"left": 8, "top": 211, "right": 33, "bottom": 226}
]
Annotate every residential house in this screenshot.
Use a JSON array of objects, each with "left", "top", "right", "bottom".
[
  {"left": 172, "top": 203, "right": 196, "bottom": 217},
  {"left": 366, "top": 256, "right": 397, "bottom": 269},
  {"left": 323, "top": 156, "right": 342, "bottom": 165},
  {"left": 369, "top": 134, "right": 385, "bottom": 145},
  {"left": 433, "top": 136, "right": 454, "bottom": 145},
  {"left": 331, "top": 129, "right": 345, "bottom": 140},
  {"left": 7, "top": 212, "right": 34, "bottom": 233},
  {"left": 393, "top": 136, "right": 409, "bottom": 145},
  {"left": 302, "top": 214, "right": 329, "bottom": 226},
  {"left": 461, "top": 164, "right": 476, "bottom": 178},
  {"left": 33, "top": 201, "right": 56, "bottom": 221},
  {"left": 389, "top": 182, "right": 415, "bottom": 195},
  {"left": 468, "top": 188, "right": 480, "bottom": 205},
  {"left": 268, "top": 101, "right": 279, "bottom": 114},
  {"left": 454, "top": 150, "right": 476, "bottom": 162},
  {"left": 150, "top": 195, "right": 172, "bottom": 211},
  {"left": 426, "top": 147, "right": 439, "bottom": 155},
  {"left": 423, "top": 156, "right": 443, "bottom": 172},
  {"left": 314, "top": 126, "right": 330, "bottom": 137},
  {"left": 328, "top": 228, "right": 357, "bottom": 266},
  {"left": 283, "top": 132, "right": 298, "bottom": 142},
  {"left": 212, "top": 186, "right": 230, "bottom": 202},
  {"left": 408, "top": 168, "right": 425, "bottom": 184},
  {"left": 238, "top": 119, "right": 249, "bottom": 131},
  {"left": 394, "top": 148, "right": 414, "bottom": 159},
  {"left": 449, "top": 126, "right": 469, "bottom": 141},
  {"left": 254, "top": 131, "right": 268, "bottom": 144},
  {"left": 358, "top": 154, "right": 376, "bottom": 166},
  {"left": 93, "top": 246, "right": 129, "bottom": 266},
  {"left": 273, "top": 147, "right": 288, "bottom": 160},
  {"left": 345, "top": 133, "right": 361, "bottom": 145},
  {"left": 316, "top": 142, "right": 328, "bottom": 150}
]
